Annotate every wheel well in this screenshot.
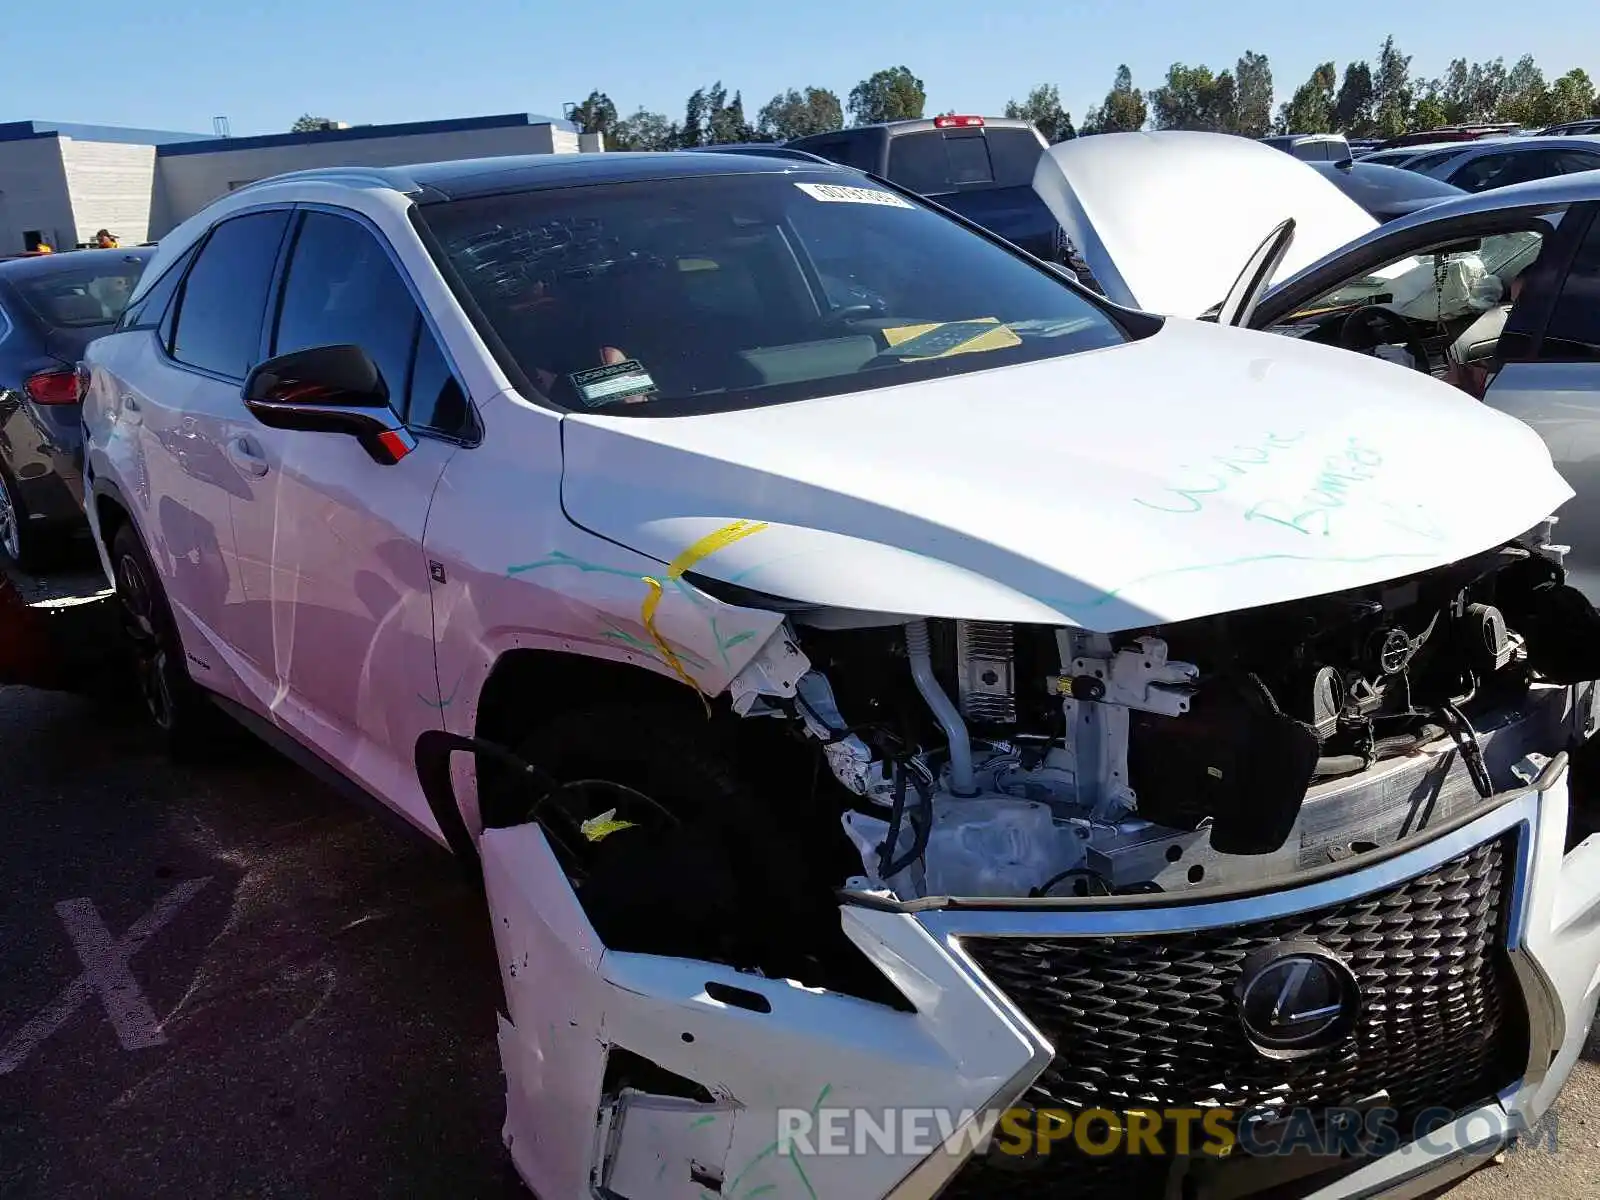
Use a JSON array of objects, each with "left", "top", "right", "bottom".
[
  {"left": 95, "top": 493, "right": 130, "bottom": 544},
  {"left": 474, "top": 649, "right": 706, "bottom": 753}
]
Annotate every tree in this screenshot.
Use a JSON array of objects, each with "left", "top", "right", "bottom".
[
  {"left": 706, "top": 82, "right": 753, "bottom": 144},
  {"left": 1333, "top": 62, "right": 1374, "bottom": 135},
  {"left": 1276, "top": 62, "right": 1336, "bottom": 134},
  {"left": 1497, "top": 54, "right": 1548, "bottom": 125},
  {"left": 1410, "top": 86, "right": 1449, "bottom": 132},
  {"left": 1234, "top": 51, "right": 1274, "bottom": 138},
  {"left": 290, "top": 114, "right": 339, "bottom": 133},
  {"left": 847, "top": 66, "right": 926, "bottom": 125},
  {"left": 1004, "top": 83, "right": 1075, "bottom": 143},
  {"left": 756, "top": 87, "right": 844, "bottom": 140},
  {"left": 1149, "top": 63, "right": 1238, "bottom": 132},
  {"left": 680, "top": 87, "right": 709, "bottom": 148},
  {"left": 1081, "top": 65, "right": 1148, "bottom": 134},
  {"left": 610, "top": 108, "right": 677, "bottom": 151},
  {"left": 568, "top": 91, "right": 618, "bottom": 140},
  {"left": 1543, "top": 68, "right": 1598, "bottom": 126},
  {"left": 1371, "top": 35, "right": 1414, "bottom": 138}
]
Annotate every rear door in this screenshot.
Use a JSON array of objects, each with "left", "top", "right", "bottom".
[
  {"left": 118, "top": 208, "right": 292, "bottom": 704},
  {"left": 1483, "top": 205, "right": 1600, "bottom": 599}
]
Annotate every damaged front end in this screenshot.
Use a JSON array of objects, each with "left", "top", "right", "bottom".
[{"left": 477, "top": 519, "right": 1600, "bottom": 1200}]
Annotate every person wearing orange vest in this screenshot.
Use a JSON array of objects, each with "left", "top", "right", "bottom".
[
  {"left": 95, "top": 229, "right": 119, "bottom": 249},
  {"left": 32, "top": 236, "right": 53, "bottom": 254}
]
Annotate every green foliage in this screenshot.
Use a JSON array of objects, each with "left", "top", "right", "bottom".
[
  {"left": 847, "top": 66, "right": 926, "bottom": 125},
  {"left": 1004, "top": 83, "right": 1076, "bottom": 143},
  {"left": 1081, "top": 65, "right": 1148, "bottom": 134},
  {"left": 756, "top": 87, "right": 844, "bottom": 140},
  {"left": 290, "top": 114, "right": 339, "bottom": 133}
]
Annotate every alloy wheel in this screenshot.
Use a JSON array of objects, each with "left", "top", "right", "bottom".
[
  {"left": 115, "top": 551, "right": 176, "bottom": 732},
  {"left": 0, "top": 473, "right": 20, "bottom": 562}
]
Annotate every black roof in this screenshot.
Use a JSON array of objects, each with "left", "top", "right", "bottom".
[{"left": 259, "top": 151, "right": 850, "bottom": 203}]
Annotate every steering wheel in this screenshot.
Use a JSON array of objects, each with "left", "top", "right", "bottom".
[{"left": 1337, "top": 306, "right": 1431, "bottom": 373}]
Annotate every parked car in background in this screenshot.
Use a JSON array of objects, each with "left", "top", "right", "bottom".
[
  {"left": 1356, "top": 141, "right": 1474, "bottom": 170},
  {"left": 787, "top": 115, "right": 1072, "bottom": 265},
  {"left": 1306, "top": 157, "right": 1468, "bottom": 220},
  {"left": 79, "top": 147, "right": 1600, "bottom": 1200},
  {"left": 1259, "top": 132, "right": 1352, "bottom": 161},
  {"left": 1414, "top": 135, "right": 1600, "bottom": 194},
  {"left": 0, "top": 248, "right": 150, "bottom": 567},
  {"left": 1377, "top": 122, "right": 1521, "bottom": 149},
  {"left": 1538, "top": 119, "right": 1600, "bottom": 137}
]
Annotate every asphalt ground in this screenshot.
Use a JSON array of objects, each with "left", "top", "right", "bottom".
[{"left": 0, "top": 683, "right": 1596, "bottom": 1198}]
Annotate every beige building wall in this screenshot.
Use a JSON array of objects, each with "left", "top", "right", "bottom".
[
  {"left": 58, "top": 138, "right": 157, "bottom": 244},
  {"left": 152, "top": 123, "right": 578, "bottom": 237},
  {"left": 0, "top": 136, "right": 74, "bottom": 253}
]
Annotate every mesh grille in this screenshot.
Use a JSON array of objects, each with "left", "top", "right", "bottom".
[{"left": 941, "top": 834, "right": 1526, "bottom": 1199}]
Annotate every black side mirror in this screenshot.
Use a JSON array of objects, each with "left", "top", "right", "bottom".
[{"left": 242, "top": 344, "right": 417, "bottom": 465}]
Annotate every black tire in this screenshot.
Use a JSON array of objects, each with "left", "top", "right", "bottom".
[
  {"left": 498, "top": 702, "right": 826, "bottom": 974},
  {"left": 109, "top": 521, "right": 221, "bottom": 757}
]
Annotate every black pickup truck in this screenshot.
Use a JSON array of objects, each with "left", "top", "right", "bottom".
[{"left": 787, "top": 116, "right": 1078, "bottom": 270}]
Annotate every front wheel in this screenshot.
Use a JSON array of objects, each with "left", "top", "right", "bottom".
[{"left": 110, "top": 521, "right": 219, "bottom": 756}]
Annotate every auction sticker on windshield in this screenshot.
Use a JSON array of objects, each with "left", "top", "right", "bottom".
[
  {"left": 794, "top": 182, "right": 917, "bottom": 209},
  {"left": 569, "top": 360, "right": 659, "bottom": 407}
]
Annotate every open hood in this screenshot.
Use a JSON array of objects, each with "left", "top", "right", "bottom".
[
  {"left": 558, "top": 318, "right": 1572, "bottom": 634},
  {"left": 1032, "top": 131, "right": 1380, "bottom": 317}
]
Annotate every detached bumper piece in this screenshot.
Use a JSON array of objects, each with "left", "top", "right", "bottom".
[{"left": 944, "top": 835, "right": 1526, "bottom": 1199}]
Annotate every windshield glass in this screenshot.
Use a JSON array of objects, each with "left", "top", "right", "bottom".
[
  {"left": 13, "top": 257, "right": 147, "bottom": 329},
  {"left": 418, "top": 170, "right": 1127, "bottom": 413}
]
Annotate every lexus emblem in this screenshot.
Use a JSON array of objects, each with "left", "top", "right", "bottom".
[{"left": 1236, "top": 942, "right": 1360, "bottom": 1059}]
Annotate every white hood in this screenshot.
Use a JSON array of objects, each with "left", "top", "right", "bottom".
[
  {"left": 1033, "top": 131, "right": 1379, "bottom": 317},
  {"left": 558, "top": 320, "right": 1572, "bottom": 633}
]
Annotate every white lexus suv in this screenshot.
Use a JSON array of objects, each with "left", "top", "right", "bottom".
[{"left": 80, "top": 148, "right": 1600, "bottom": 1200}]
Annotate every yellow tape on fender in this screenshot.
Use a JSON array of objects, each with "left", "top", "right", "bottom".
[{"left": 639, "top": 519, "right": 770, "bottom": 712}]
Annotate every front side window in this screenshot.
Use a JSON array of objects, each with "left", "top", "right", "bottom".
[
  {"left": 169, "top": 210, "right": 291, "bottom": 379},
  {"left": 272, "top": 212, "right": 420, "bottom": 407},
  {"left": 417, "top": 170, "right": 1129, "bottom": 414}
]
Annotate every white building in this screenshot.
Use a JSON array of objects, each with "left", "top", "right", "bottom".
[{"left": 0, "top": 113, "right": 595, "bottom": 253}]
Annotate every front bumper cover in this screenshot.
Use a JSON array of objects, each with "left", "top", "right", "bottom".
[{"left": 484, "top": 753, "right": 1600, "bottom": 1200}]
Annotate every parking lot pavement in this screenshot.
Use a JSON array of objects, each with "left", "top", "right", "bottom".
[
  {"left": 0, "top": 685, "right": 517, "bottom": 1199},
  {"left": 1, "top": 682, "right": 1596, "bottom": 1200}
]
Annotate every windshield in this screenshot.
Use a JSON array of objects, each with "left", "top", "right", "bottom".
[
  {"left": 418, "top": 170, "right": 1127, "bottom": 413},
  {"left": 13, "top": 257, "right": 147, "bottom": 329}
]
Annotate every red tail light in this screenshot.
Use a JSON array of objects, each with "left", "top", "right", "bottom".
[
  {"left": 24, "top": 367, "right": 84, "bottom": 405},
  {"left": 934, "top": 115, "right": 984, "bottom": 129}
]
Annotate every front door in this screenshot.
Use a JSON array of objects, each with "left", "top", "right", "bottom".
[{"left": 227, "top": 208, "right": 470, "bottom": 825}]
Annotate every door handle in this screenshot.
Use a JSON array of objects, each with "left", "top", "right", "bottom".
[{"left": 227, "top": 435, "right": 270, "bottom": 478}]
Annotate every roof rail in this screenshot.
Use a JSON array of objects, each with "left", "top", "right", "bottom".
[{"left": 228, "top": 166, "right": 419, "bottom": 197}]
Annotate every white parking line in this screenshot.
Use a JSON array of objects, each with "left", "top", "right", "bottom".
[{"left": 0, "top": 877, "right": 211, "bottom": 1075}]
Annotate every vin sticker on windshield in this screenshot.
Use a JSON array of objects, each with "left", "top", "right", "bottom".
[
  {"left": 569, "top": 360, "right": 658, "bottom": 407},
  {"left": 794, "top": 182, "right": 916, "bottom": 209}
]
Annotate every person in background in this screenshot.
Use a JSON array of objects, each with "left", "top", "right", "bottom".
[
  {"left": 32, "top": 236, "right": 53, "bottom": 254},
  {"left": 94, "top": 229, "right": 119, "bottom": 249}
]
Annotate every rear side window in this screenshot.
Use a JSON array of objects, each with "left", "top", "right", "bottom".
[
  {"left": 1538, "top": 214, "right": 1600, "bottom": 361},
  {"left": 14, "top": 257, "right": 148, "bottom": 330},
  {"left": 169, "top": 210, "right": 291, "bottom": 378},
  {"left": 118, "top": 247, "right": 195, "bottom": 331},
  {"left": 1449, "top": 153, "right": 1520, "bottom": 192},
  {"left": 1553, "top": 151, "right": 1600, "bottom": 175},
  {"left": 1409, "top": 149, "right": 1468, "bottom": 174},
  {"left": 272, "top": 212, "right": 419, "bottom": 407},
  {"left": 792, "top": 134, "right": 879, "bottom": 173}
]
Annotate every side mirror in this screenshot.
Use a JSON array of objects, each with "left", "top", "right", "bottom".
[{"left": 242, "top": 344, "right": 417, "bottom": 465}]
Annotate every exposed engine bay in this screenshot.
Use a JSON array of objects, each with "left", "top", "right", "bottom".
[{"left": 718, "top": 519, "right": 1600, "bottom": 905}]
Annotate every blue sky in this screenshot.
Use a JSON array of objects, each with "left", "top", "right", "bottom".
[{"left": 13, "top": 0, "right": 1599, "bottom": 136}]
